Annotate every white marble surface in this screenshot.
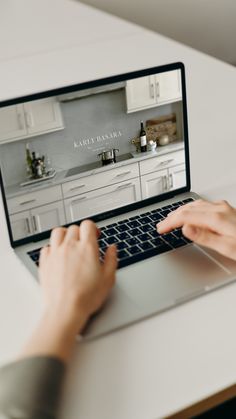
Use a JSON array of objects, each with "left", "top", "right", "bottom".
[{"left": 0, "top": 1, "right": 236, "bottom": 418}]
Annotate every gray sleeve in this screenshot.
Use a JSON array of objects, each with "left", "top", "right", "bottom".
[{"left": 0, "top": 357, "right": 66, "bottom": 419}]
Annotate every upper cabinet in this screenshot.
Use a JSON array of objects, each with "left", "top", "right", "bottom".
[
  {"left": 0, "top": 105, "right": 28, "bottom": 141},
  {"left": 0, "top": 98, "right": 64, "bottom": 143},
  {"left": 126, "top": 70, "right": 182, "bottom": 113}
]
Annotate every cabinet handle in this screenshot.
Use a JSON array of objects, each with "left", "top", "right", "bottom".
[
  {"left": 25, "top": 218, "right": 31, "bottom": 234},
  {"left": 32, "top": 215, "right": 37, "bottom": 232},
  {"left": 17, "top": 112, "right": 24, "bottom": 129},
  {"left": 162, "top": 175, "right": 168, "bottom": 191},
  {"left": 150, "top": 83, "right": 155, "bottom": 98},
  {"left": 115, "top": 171, "right": 131, "bottom": 177},
  {"left": 169, "top": 173, "right": 174, "bottom": 188},
  {"left": 25, "top": 112, "right": 33, "bottom": 128},
  {"left": 71, "top": 196, "right": 87, "bottom": 204},
  {"left": 20, "top": 199, "right": 36, "bottom": 206},
  {"left": 156, "top": 81, "right": 160, "bottom": 98},
  {"left": 157, "top": 159, "right": 174, "bottom": 167},
  {"left": 116, "top": 182, "right": 132, "bottom": 190},
  {"left": 69, "top": 184, "right": 85, "bottom": 191}
]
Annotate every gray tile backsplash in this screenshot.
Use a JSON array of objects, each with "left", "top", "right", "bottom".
[{"left": 0, "top": 88, "right": 183, "bottom": 186}]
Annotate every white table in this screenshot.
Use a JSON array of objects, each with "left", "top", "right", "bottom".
[{"left": 0, "top": 1, "right": 236, "bottom": 418}]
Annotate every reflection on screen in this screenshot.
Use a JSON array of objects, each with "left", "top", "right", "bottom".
[{"left": 0, "top": 68, "right": 186, "bottom": 241}]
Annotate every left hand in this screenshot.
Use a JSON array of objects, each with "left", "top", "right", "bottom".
[{"left": 39, "top": 220, "right": 117, "bottom": 330}]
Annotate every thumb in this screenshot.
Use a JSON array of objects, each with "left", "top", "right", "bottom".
[
  {"left": 182, "top": 224, "right": 230, "bottom": 256},
  {"left": 182, "top": 224, "right": 216, "bottom": 246},
  {"left": 182, "top": 224, "right": 220, "bottom": 253},
  {"left": 102, "top": 245, "right": 117, "bottom": 287}
]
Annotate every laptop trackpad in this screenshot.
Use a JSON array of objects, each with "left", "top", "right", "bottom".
[{"left": 118, "top": 244, "right": 231, "bottom": 311}]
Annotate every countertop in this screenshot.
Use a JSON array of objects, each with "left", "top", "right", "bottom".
[
  {"left": 5, "top": 141, "right": 184, "bottom": 198},
  {"left": 0, "top": 1, "right": 236, "bottom": 419}
]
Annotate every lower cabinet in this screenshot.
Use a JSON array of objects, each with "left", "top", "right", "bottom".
[
  {"left": 64, "top": 178, "right": 141, "bottom": 223},
  {"left": 168, "top": 164, "right": 186, "bottom": 191},
  {"left": 30, "top": 201, "right": 66, "bottom": 234},
  {"left": 141, "top": 169, "right": 169, "bottom": 199},
  {"left": 141, "top": 164, "right": 186, "bottom": 199},
  {"left": 10, "top": 201, "right": 66, "bottom": 240},
  {"left": 10, "top": 210, "right": 32, "bottom": 241}
]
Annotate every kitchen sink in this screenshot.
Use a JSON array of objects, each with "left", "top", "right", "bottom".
[{"left": 65, "top": 153, "right": 133, "bottom": 178}]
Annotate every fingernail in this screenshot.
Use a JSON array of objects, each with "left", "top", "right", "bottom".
[{"left": 156, "top": 224, "right": 163, "bottom": 233}]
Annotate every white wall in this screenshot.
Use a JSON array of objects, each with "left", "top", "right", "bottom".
[{"left": 79, "top": 0, "right": 236, "bottom": 64}]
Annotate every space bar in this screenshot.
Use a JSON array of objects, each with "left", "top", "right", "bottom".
[{"left": 118, "top": 243, "right": 172, "bottom": 269}]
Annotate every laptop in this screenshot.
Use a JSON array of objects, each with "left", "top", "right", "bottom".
[{"left": 1, "top": 62, "right": 236, "bottom": 339}]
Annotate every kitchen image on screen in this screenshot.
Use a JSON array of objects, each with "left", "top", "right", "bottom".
[{"left": 0, "top": 69, "right": 186, "bottom": 241}]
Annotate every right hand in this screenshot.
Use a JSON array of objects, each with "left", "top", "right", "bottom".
[
  {"left": 157, "top": 199, "right": 236, "bottom": 261},
  {"left": 39, "top": 221, "right": 117, "bottom": 331}
]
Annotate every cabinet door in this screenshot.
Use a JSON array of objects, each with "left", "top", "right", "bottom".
[
  {"left": 23, "top": 98, "right": 64, "bottom": 135},
  {"left": 155, "top": 70, "right": 182, "bottom": 104},
  {"left": 65, "top": 178, "right": 141, "bottom": 223},
  {"left": 141, "top": 169, "right": 168, "bottom": 199},
  {"left": 7, "top": 185, "right": 63, "bottom": 214},
  {"left": 0, "top": 105, "right": 27, "bottom": 143},
  {"left": 126, "top": 75, "right": 156, "bottom": 113},
  {"left": 168, "top": 164, "right": 186, "bottom": 191},
  {"left": 10, "top": 210, "right": 32, "bottom": 241},
  {"left": 30, "top": 201, "right": 66, "bottom": 234}
]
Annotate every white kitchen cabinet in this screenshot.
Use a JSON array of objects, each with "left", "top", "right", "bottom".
[
  {"left": 62, "top": 162, "right": 139, "bottom": 198},
  {"left": 7, "top": 185, "right": 63, "bottom": 214},
  {"left": 23, "top": 98, "right": 64, "bottom": 135},
  {"left": 10, "top": 201, "right": 66, "bottom": 240},
  {"left": 141, "top": 169, "right": 168, "bottom": 199},
  {"left": 30, "top": 201, "right": 66, "bottom": 234},
  {"left": 125, "top": 76, "right": 156, "bottom": 112},
  {"left": 64, "top": 178, "right": 141, "bottom": 223},
  {"left": 0, "top": 105, "right": 27, "bottom": 142},
  {"left": 139, "top": 149, "right": 185, "bottom": 176},
  {"left": 141, "top": 163, "right": 186, "bottom": 199},
  {"left": 168, "top": 163, "right": 186, "bottom": 191},
  {"left": 10, "top": 210, "right": 32, "bottom": 241},
  {"left": 155, "top": 71, "right": 181, "bottom": 105},
  {"left": 126, "top": 70, "right": 182, "bottom": 113},
  {"left": 0, "top": 98, "right": 64, "bottom": 143}
]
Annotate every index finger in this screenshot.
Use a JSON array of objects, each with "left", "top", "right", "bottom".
[{"left": 157, "top": 209, "right": 227, "bottom": 235}]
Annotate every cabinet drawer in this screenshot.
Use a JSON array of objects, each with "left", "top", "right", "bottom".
[
  {"left": 139, "top": 150, "right": 185, "bottom": 176},
  {"left": 8, "top": 185, "right": 63, "bottom": 214},
  {"left": 62, "top": 162, "right": 139, "bottom": 198},
  {"left": 64, "top": 178, "right": 141, "bottom": 222}
]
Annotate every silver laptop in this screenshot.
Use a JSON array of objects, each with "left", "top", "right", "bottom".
[{"left": 1, "top": 62, "right": 236, "bottom": 339}]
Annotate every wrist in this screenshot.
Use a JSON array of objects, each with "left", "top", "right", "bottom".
[{"left": 42, "top": 302, "right": 88, "bottom": 336}]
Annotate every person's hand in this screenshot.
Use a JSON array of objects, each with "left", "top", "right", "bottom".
[
  {"left": 157, "top": 199, "right": 236, "bottom": 261},
  {"left": 39, "top": 221, "right": 117, "bottom": 330}
]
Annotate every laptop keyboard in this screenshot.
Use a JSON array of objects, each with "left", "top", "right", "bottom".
[{"left": 28, "top": 198, "right": 194, "bottom": 269}]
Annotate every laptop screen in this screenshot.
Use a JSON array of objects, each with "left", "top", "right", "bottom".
[{"left": 0, "top": 63, "right": 190, "bottom": 245}]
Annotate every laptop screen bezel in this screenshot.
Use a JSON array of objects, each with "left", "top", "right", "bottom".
[{"left": 0, "top": 61, "right": 191, "bottom": 249}]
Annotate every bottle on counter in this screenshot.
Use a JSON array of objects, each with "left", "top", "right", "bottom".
[
  {"left": 31, "top": 152, "right": 37, "bottom": 177},
  {"left": 25, "top": 143, "right": 32, "bottom": 176},
  {"left": 140, "top": 121, "right": 147, "bottom": 152}
]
